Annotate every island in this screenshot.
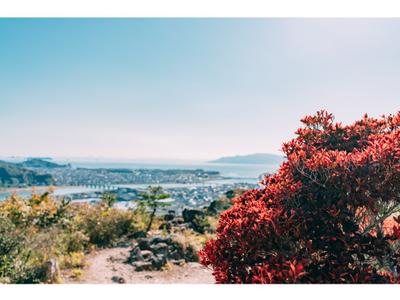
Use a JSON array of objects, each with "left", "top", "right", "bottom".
[{"left": 17, "top": 158, "right": 70, "bottom": 169}]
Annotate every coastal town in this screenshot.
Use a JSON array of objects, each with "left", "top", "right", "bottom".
[
  {"left": 61, "top": 181, "right": 258, "bottom": 211},
  {"left": 0, "top": 158, "right": 261, "bottom": 210},
  {"left": 46, "top": 167, "right": 221, "bottom": 187}
]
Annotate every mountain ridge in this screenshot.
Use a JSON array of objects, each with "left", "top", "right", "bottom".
[
  {"left": 209, "top": 153, "right": 285, "bottom": 165},
  {"left": 0, "top": 160, "right": 53, "bottom": 187}
]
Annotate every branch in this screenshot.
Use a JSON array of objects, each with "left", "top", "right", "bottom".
[{"left": 362, "top": 203, "right": 400, "bottom": 236}]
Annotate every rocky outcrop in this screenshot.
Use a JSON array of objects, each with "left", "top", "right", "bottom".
[
  {"left": 159, "top": 208, "right": 213, "bottom": 234},
  {"left": 158, "top": 210, "right": 186, "bottom": 233},
  {"left": 127, "top": 236, "right": 198, "bottom": 271}
]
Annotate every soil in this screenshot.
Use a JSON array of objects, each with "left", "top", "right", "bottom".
[{"left": 62, "top": 245, "right": 215, "bottom": 284}]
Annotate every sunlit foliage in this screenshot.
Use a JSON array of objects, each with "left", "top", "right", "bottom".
[{"left": 200, "top": 111, "right": 400, "bottom": 283}]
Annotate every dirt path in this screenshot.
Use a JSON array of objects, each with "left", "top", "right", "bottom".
[{"left": 63, "top": 246, "right": 215, "bottom": 284}]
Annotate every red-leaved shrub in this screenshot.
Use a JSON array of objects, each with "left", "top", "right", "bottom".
[{"left": 200, "top": 110, "right": 400, "bottom": 283}]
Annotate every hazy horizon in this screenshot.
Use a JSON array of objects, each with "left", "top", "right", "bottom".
[
  {"left": 1, "top": 19, "right": 400, "bottom": 160},
  {"left": 0, "top": 152, "right": 284, "bottom": 163}
]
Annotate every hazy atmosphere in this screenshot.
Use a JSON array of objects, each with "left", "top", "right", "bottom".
[
  {"left": 1, "top": 18, "right": 399, "bottom": 160},
  {"left": 2, "top": 7, "right": 400, "bottom": 288}
]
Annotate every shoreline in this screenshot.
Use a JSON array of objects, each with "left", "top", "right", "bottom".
[
  {"left": 0, "top": 178, "right": 258, "bottom": 202},
  {"left": 0, "top": 176, "right": 258, "bottom": 193},
  {"left": 0, "top": 185, "right": 70, "bottom": 193}
]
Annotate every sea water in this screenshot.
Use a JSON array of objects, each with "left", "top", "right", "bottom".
[{"left": 0, "top": 159, "right": 280, "bottom": 200}]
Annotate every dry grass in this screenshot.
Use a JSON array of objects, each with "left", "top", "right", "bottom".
[{"left": 170, "top": 228, "right": 215, "bottom": 254}]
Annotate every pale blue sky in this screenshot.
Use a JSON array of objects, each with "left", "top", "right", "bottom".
[{"left": 0, "top": 19, "right": 399, "bottom": 160}]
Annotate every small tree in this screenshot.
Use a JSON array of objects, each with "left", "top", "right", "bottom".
[
  {"left": 101, "top": 192, "right": 117, "bottom": 208},
  {"left": 200, "top": 110, "right": 400, "bottom": 283},
  {"left": 138, "top": 186, "right": 170, "bottom": 233}
]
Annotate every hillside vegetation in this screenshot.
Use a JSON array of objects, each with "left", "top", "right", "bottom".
[
  {"left": 0, "top": 161, "right": 53, "bottom": 187},
  {"left": 0, "top": 186, "right": 237, "bottom": 283}
]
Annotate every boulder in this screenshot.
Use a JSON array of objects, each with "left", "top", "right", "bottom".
[
  {"left": 128, "top": 247, "right": 144, "bottom": 262},
  {"left": 150, "top": 242, "right": 169, "bottom": 254},
  {"left": 128, "top": 233, "right": 199, "bottom": 271},
  {"left": 151, "top": 254, "right": 167, "bottom": 269},
  {"left": 140, "top": 250, "right": 155, "bottom": 261},
  {"left": 168, "top": 249, "right": 181, "bottom": 260},
  {"left": 150, "top": 236, "right": 171, "bottom": 245},
  {"left": 137, "top": 238, "right": 151, "bottom": 250},
  {"left": 133, "top": 261, "right": 153, "bottom": 272}
]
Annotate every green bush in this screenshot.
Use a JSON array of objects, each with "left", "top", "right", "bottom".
[
  {"left": 74, "top": 203, "right": 137, "bottom": 247},
  {"left": 0, "top": 216, "right": 36, "bottom": 283}
]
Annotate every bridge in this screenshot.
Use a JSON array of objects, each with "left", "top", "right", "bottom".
[{"left": 79, "top": 184, "right": 118, "bottom": 191}]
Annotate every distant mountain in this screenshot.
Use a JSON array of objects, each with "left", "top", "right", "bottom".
[
  {"left": 18, "top": 158, "right": 69, "bottom": 169},
  {"left": 26, "top": 157, "right": 53, "bottom": 160},
  {"left": 209, "top": 153, "right": 285, "bottom": 165},
  {"left": 0, "top": 161, "right": 53, "bottom": 187}
]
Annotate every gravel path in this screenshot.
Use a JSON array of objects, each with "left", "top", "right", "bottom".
[{"left": 63, "top": 246, "right": 215, "bottom": 284}]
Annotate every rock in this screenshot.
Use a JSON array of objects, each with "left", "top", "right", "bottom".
[
  {"left": 170, "top": 259, "right": 185, "bottom": 266},
  {"left": 118, "top": 241, "right": 135, "bottom": 248},
  {"left": 128, "top": 232, "right": 200, "bottom": 271},
  {"left": 140, "top": 250, "right": 155, "bottom": 261},
  {"left": 151, "top": 242, "right": 169, "bottom": 254},
  {"left": 168, "top": 242, "right": 181, "bottom": 251},
  {"left": 128, "top": 247, "right": 144, "bottom": 262},
  {"left": 168, "top": 249, "right": 184, "bottom": 260},
  {"left": 111, "top": 276, "right": 126, "bottom": 284},
  {"left": 182, "top": 245, "right": 199, "bottom": 262},
  {"left": 131, "top": 230, "right": 147, "bottom": 239},
  {"left": 107, "top": 256, "right": 119, "bottom": 263},
  {"left": 133, "top": 261, "right": 154, "bottom": 271},
  {"left": 44, "top": 259, "right": 60, "bottom": 283},
  {"left": 151, "top": 254, "right": 167, "bottom": 269},
  {"left": 150, "top": 236, "right": 171, "bottom": 245},
  {"left": 151, "top": 243, "right": 168, "bottom": 254},
  {"left": 137, "top": 238, "right": 151, "bottom": 250}
]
